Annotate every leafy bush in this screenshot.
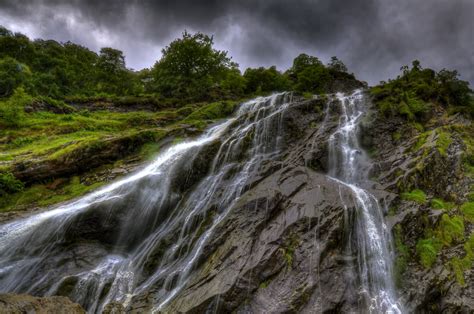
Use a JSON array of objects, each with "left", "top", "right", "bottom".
[
  {"left": 243, "top": 66, "right": 291, "bottom": 94},
  {"left": 370, "top": 60, "right": 473, "bottom": 121},
  {"left": 0, "top": 172, "right": 24, "bottom": 196}
]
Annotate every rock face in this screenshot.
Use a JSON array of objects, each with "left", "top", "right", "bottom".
[
  {"left": 0, "top": 89, "right": 472, "bottom": 313},
  {"left": 0, "top": 293, "right": 85, "bottom": 314},
  {"left": 367, "top": 111, "right": 474, "bottom": 313}
]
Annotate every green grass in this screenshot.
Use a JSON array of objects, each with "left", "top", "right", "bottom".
[
  {"left": 412, "top": 132, "right": 430, "bottom": 152},
  {"left": 436, "top": 130, "right": 452, "bottom": 156},
  {"left": 449, "top": 233, "right": 474, "bottom": 286},
  {"left": 460, "top": 202, "right": 474, "bottom": 221},
  {"left": 0, "top": 96, "right": 245, "bottom": 213},
  {"left": 393, "top": 225, "right": 409, "bottom": 286},
  {"left": 416, "top": 213, "right": 466, "bottom": 269},
  {"left": 431, "top": 198, "right": 455, "bottom": 210},
  {"left": 416, "top": 238, "right": 441, "bottom": 268},
  {"left": 0, "top": 176, "right": 104, "bottom": 212},
  {"left": 401, "top": 189, "right": 427, "bottom": 203},
  {"left": 437, "top": 214, "right": 464, "bottom": 245}
]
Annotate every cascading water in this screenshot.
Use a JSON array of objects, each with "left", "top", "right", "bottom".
[
  {"left": 0, "top": 90, "right": 403, "bottom": 313},
  {"left": 0, "top": 93, "right": 292, "bottom": 312},
  {"left": 326, "top": 90, "right": 403, "bottom": 313}
]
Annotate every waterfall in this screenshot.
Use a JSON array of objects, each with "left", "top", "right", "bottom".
[
  {"left": 0, "top": 93, "right": 292, "bottom": 313},
  {"left": 326, "top": 90, "right": 403, "bottom": 313},
  {"left": 0, "top": 90, "right": 403, "bottom": 313}
]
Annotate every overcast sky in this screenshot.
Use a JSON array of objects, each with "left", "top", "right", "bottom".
[{"left": 0, "top": 0, "right": 473, "bottom": 85}]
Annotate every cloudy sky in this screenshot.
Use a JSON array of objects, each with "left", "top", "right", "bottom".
[{"left": 0, "top": 0, "right": 473, "bottom": 85}]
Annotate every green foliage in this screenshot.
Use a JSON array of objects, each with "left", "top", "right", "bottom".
[
  {"left": 437, "top": 214, "right": 464, "bottom": 245},
  {"left": 327, "top": 56, "right": 348, "bottom": 73},
  {"left": 152, "top": 31, "right": 235, "bottom": 100},
  {"left": 183, "top": 100, "right": 237, "bottom": 130},
  {"left": 460, "top": 202, "right": 474, "bottom": 221},
  {"left": 96, "top": 48, "right": 139, "bottom": 95},
  {"left": 243, "top": 66, "right": 291, "bottom": 94},
  {"left": 0, "top": 172, "right": 24, "bottom": 196},
  {"left": 401, "top": 189, "right": 427, "bottom": 203},
  {"left": 0, "top": 57, "right": 32, "bottom": 97},
  {"left": 0, "top": 87, "right": 31, "bottom": 126},
  {"left": 287, "top": 54, "right": 329, "bottom": 94},
  {"left": 416, "top": 238, "right": 440, "bottom": 268},
  {"left": 393, "top": 225, "right": 409, "bottom": 286},
  {"left": 436, "top": 131, "right": 452, "bottom": 156},
  {"left": 0, "top": 26, "right": 141, "bottom": 98},
  {"left": 431, "top": 198, "right": 454, "bottom": 210},
  {"left": 449, "top": 234, "right": 474, "bottom": 286},
  {"left": 371, "top": 60, "right": 473, "bottom": 121}
]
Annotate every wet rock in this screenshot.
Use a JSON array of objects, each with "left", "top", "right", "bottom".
[{"left": 0, "top": 293, "right": 85, "bottom": 313}]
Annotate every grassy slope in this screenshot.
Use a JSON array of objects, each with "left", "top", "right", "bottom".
[{"left": 0, "top": 99, "right": 240, "bottom": 213}]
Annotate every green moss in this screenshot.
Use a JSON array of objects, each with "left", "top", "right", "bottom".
[
  {"left": 450, "top": 257, "right": 466, "bottom": 286},
  {"left": 460, "top": 202, "right": 474, "bottom": 221},
  {"left": 401, "top": 189, "right": 427, "bottom": 204},
  {"left": 412, "top": 132, "right": 430, "bottom": 152},
  {"left": 416, "top": 238, "right": 440, "bottom": 268},
  {"left": 184, "top": 100, "right": 237, "bottom": 121},
  {"left": 0, "top": 176, "right": 104, "bottom": 213},
  {"left": 392, "top": 132, "right": 401, "bottom": 141},
  {"left": 280, "top": 234, "right": 299, "bottom": 268},
  {"left": 393, "top": 225, "right": 409, "bottom": 286},
  {"left": 436, "top": 130, "right": 452, "bottom": 156},
  {"left": 431, "top": 198, "right": 455, "bottom": 210},
  {"left": 411, "top": 122, "right": 424, "bottom": 132},
  {"left": 449, "top": 234, "right": 474, "bottom": 286},
  {"left": 437, "top": 214, "right": 464, "bottom": 245},
  {"left": 259, "top": 280, "right": 269, "bottom": 289}
]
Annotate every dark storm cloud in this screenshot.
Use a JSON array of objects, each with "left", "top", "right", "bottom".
[{"left": 0, "top": 0, "right": 472, "bottom": 85}]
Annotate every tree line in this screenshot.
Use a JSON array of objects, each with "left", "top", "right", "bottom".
[{"left": 0, "top": 27, "right": 358, "bottom": 102}]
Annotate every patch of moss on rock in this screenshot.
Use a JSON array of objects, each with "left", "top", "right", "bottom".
[
  {"left": 460, "top": 202, "right": 474, "bottom": 221},
  {"left": 401, "top": 189, "right": 427, "bottom": 204}
]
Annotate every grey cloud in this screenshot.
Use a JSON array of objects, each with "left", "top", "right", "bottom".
[{"left": 0, "top": 0, "right": 472, "bottom": 85}]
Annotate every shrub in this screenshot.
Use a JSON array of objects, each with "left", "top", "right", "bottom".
[{"left": 0, "top": 172, "right": 24, "bottom": 196}]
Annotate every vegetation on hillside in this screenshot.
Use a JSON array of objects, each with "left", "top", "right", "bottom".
[
  {"left": 370, "top": 60, "right": 473, "bottom": 120},
  {"left": 0, "top": 24, "right": 472, "bottom": 216}
]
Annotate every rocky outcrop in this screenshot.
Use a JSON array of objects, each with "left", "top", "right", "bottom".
[
  {"left": 365, "top": 105, "right": 473, "bottom": 313},
  {"left": 0, "top": 293, "right": 85, "bottom": 314},
  {"left": 1, "top": 91, "right": 471, "bottom": 313}
]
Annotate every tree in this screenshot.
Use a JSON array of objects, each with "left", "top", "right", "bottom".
[
  {"left": 152, "top": 31, "right": 235, "bottom": 100},
  {"left": 0, "top": 87, "right": 31, "bottom": 127},
  {"left": 0, "top": 57, "right": 31, "bottom": 97},
  {"left": 328, "top": 56, "right": 348, "bottom": 73},
  {"left": 97, "top": 48, "right": 126, "bottom": 74},
  {"left": 287, "top": 54, "right": 331, "bottom": 94},
  {"left": 243, "top": 66, "right": 290, "bottom": 94},
  {"left": 96, "top": 47, "right": 137, "bottom": 95}
]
